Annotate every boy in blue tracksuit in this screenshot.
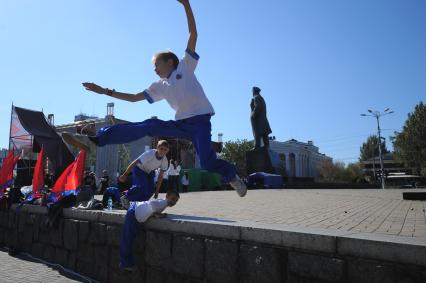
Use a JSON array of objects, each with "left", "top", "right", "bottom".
[
  {"left": 68, "top": 0, "right": 247, "bottom": 198},
  {"left": 120, "top": 190, "right": 179, "bottom": 270},
  {"left": 118, "top": 140, "right": 169, "bottom": 209}
]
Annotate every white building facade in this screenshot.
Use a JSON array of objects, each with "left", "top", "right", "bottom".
[{"left": 269, "top": 139, "right": 332, "bottom": 178}]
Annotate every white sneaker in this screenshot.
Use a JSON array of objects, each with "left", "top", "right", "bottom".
[
  {"left": 120, "top": 195, "right": 130, "bottom": 210},
  {"left": 229, "top": 175, "right": 247, "bottom": 197}
]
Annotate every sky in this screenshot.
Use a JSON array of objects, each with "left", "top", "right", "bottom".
[{"left": 0, "top": 0, "right": 425, "bottom": 164}]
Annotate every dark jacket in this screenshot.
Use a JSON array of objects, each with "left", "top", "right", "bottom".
[{"left": 250, "top": 94, "right": 272, "bottom": 136}]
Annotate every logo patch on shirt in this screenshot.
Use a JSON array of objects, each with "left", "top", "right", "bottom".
[{"left": 176, "top": 74, "right": 182, "bottom": 80}]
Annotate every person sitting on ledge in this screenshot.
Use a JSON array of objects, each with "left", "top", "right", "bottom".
[{"left": 120, "top": 190, "right": 180, "bottom": 271}]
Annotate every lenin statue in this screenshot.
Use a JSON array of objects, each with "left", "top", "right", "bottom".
[{"left": 250, "top": 86, "right": 272, "bottom": 149}]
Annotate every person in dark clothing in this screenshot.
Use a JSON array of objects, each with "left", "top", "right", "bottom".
[
  {"left": 99, "top": 169, "right": 110, "bottom": 195},
  {"left": 44, "top": 172, "right": 54, "bottom": 188},
  {"left": 250, "top": 86, "right": 272, "bottom": 149},
  {"left": 83, "top": 171, "right": 97, "bottom": 193},
  {"left": 181, "top": 171, "right": 189, "bottom": 193}
]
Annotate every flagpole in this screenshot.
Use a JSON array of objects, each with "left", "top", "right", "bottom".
[
  {"left": 7, "top": 103, "right": 16, "bottom": 189},
  {"left": 8, "top": 103, "right": 14, "bottom": 152}
]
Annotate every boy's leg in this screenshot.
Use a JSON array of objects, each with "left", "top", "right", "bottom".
[
  {"left": 125, "top": 168, "right": 155, "bottom": 202},
  {"left": 61, "top": 132, "right": 96, "bottom": 153},
  {"left": 97, "top": 118, "right": 192, "bottom": 146},
  {"left": 120, "top": 203, "right": 138, "bottom": 268},
  {"left": 183, "top": 115, "right": 247, "bottom": 197},
  {"left": 61, "top": 118, "right": 192, "bottom": 149},
  {"left": 188, "top": 117, "right": 236, "bottom": 183}
]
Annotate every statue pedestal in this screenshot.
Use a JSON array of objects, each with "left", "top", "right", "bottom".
[{"left": 246, "top": 148, "right": 275, "bottom": 175}]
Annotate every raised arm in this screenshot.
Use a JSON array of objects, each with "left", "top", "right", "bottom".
[
  {"left": 82, "top": 82, "right": 146, "bottom": 102},
  {"left": 178, "top": 0, "right": 198, "bottom": 52}
]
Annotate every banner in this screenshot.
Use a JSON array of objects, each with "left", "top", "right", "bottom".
[{"left": 10, "top": 106, "right": 32, "bottom": 152}]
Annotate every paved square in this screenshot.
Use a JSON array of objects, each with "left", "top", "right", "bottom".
[
  {"left": 166, "top": 189, "right": 426, "bottom": 238},
  {"left": 0, "top": 248, "right": 85, "bottom": 283}
]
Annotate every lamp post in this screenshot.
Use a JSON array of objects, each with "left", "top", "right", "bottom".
[{"left": 361, "top": 108, "right": 394, "bottom": 189}]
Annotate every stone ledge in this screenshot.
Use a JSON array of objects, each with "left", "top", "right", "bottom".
[
  {"left": 11, "top": 204, "right": 47, "bottom": 214},
  {"left": 338, "top": 232, "right": 426, "bottom": 267},
  {"left": 10, "top": 204, "right": 426, "bottom": 267},
  {"left": 238, "top": 221, "right": 351, "bottom": 254}
]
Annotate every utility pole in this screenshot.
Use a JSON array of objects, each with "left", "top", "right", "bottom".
[{"left": 361, "top": 108, "right": 394, "bottom": 190}]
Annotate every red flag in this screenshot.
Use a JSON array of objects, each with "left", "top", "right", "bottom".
[
  {"left": 51, "top": 150, "right": 86, "bottom": 194},
  {"left": 51, "top": 161, "right": 74, "bottom": 194},
  {"left": 32, "top": 147, "right": 45, "bottom": 198},
  {"left": 65, "top": 150, "right": 86, "bottom": 191},
  {"left": 0, "top": 150, "right": 19, "bottom": 189}
]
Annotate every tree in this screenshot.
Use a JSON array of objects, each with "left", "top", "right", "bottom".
[
  {"left": 392, "top": 102, "right": 426, "bottom": 176},
  {"left": 319, "top": 160, "right": 364, "bottom": 183},
  {"left": 343, "top": 162, "right": 364, "bottom": 183},
  {"left": 220, "top": 139, "right": 253, "bottom": 177},
  {"left": 359, "top": 135, "right": 389, "bottom": 161},
  {"left": 318, "top": 159, "right": 346, "bottom": 182}
]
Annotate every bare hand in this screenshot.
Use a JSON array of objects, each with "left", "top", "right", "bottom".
[
  {"left": 118, "top": 175, "right": 127, "bottom": 183},
  {"left": 82, "top": 82, "right": 106, "bottom": 95}
]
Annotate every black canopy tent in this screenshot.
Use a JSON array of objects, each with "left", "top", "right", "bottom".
[{"left": 10, "top": 106, "right": 74, "bottom": 182}]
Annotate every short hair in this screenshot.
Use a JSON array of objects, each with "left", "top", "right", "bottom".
[
  {"left": 166, "top": 190, "right": 180, "bottom": 198},
  {"left": 157, "top": 140, "right": 169, "bottom": 149},
  {"left": 153, "top": 51, "right": 179, "bottom": 69}
]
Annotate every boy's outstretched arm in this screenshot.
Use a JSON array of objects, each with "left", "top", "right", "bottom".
[
  {"left": 178, "top": 0, "right": 198, "bottom": 52},
  {"left": 82, "top": 82, "right": 146, "bottom": 102}
]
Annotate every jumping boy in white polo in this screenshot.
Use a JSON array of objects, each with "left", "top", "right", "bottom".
[{"left": 66, "top": 0, "right": 247, "bottom": 198}]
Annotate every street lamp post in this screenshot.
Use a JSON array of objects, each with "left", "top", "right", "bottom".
[{"left": 361, "top": 108, "right": 394, "bottom": 190}]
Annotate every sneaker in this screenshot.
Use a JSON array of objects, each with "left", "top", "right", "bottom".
[
  {"left": 120, "top": 195, "right": 130, "bottom": 210},
  {"left": 62, "top": 132, "right": 93, "bottom": 152},
  {"left": 229, "top": 175, "right": 247, "bottom": 197}
]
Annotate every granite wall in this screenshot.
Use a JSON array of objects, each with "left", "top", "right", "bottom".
[{"left": 0, "top": 205, "right": 425, "bottom": 283}]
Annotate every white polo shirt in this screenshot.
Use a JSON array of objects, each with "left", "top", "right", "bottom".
[
  {"left": 143, "top": 49, "right": 215, "bottom": 120},
  {"left": 135, "top": 198, "right": 168, "bottom": 223},
  {"left": 136, "top": 149, "right": 168, "bottom": 174}
]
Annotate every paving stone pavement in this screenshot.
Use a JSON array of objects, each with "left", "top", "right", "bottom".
[
  {"left": 165, "top": 189, "right": 426, "bottom": 238},
  {"left": 0, "top": 248, "right": 92, "bottom": 283}
]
